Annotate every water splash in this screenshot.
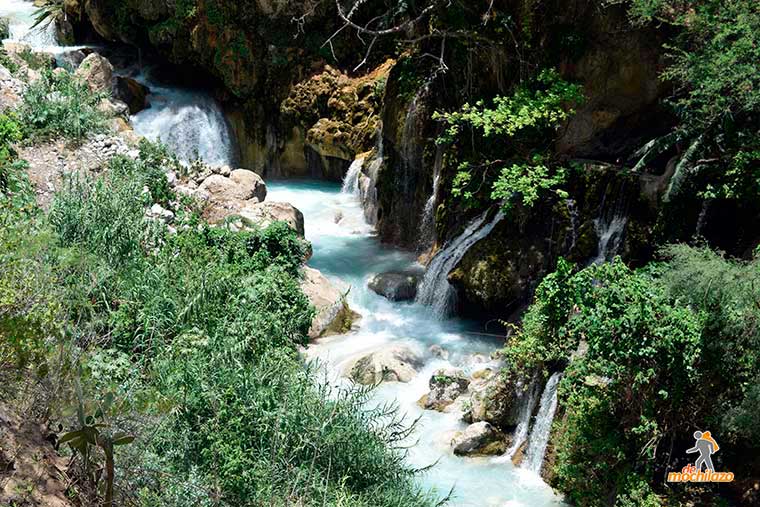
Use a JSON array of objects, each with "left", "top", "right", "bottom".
[
  {"left": 523, "top": 372, "right": 563, "bottom": 473},
  {"left": 416, "top": 209, "right": 505, "bottom": 318}
]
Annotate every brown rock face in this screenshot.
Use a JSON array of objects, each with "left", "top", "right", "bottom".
[{"left": 113, "top": 76, "right": 150, "bottom": 114}]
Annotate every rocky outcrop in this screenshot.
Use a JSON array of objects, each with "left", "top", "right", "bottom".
[
  {"left": 300, "top": 266, "right": 353, "bottom": 339},
  {"left": 347, "top": 345, "right": 423, "bottom": 385},
  {"left": 367, "top": 271, "right": 420, "bottom": 302},
  {"left": 418, "top": 368, "right": 470, "bottom": 412},
  {"left": 75, "top": 52, "right": 113, "bottom": 92},
  {"left": 451, "top": 421, "right": 507, "bottom": 457},
  {"left": 184, "top": 168, "right": 267, "bottom": 224},
  {"left": 239, "top": 201, "right": 305, "bottom": 237}
]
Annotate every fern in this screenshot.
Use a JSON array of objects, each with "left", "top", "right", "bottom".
[{"left": 663, "top": 134, "right": 704, "bottom": 202}]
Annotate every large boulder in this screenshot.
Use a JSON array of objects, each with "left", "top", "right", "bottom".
[
  {"left": 451, "top": 422, "right": 507, "bottom": 456},
  {"left": 113, "top": 76, "right": 149, "bottom": 114},
  {"left": 75, "top": 53, "right": 113, "bottom": 93},
  {"left": 300, "top": 266, "right": 353, "bottom": 339},
  {"left": 196, "top": 170, "right": 267, "bottom": 224},
  {"left": 466, "top": 374, "right": 521, "bottom": 428},
  {"left": 348, "top": 346, "right": 423, "bottom": 385},
  {"left": 418, "top": 368, "right": 470, "bottom": 412},
  {"left": 239, "top": 201, "right": 305, "bottom": 237},
  {"left": 367, "top": 271, "right": 419, "bottom": 301}
]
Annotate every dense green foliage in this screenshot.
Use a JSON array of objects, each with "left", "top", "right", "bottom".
[
  {"left": 626, "top": 0, "right": 760, "bottom": 203},
  {"left": 21, "top": 69, "right": 107, "bottom": 141},
  {"left": 435, "top": 69, "right": 583, "bottom": 212},
  {"left": 503, "top": 248, "right": 760, "bottom": 505},
  {"left": 1, "top": 137, "right": 436, "bottom": 506}
]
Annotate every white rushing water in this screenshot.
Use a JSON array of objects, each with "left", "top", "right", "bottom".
[
  {"left": 416, "top": 210, "right": 506, "bottom": 318},
  {"left": 418, "top": 144, "right": 444, "bottom": 250},
  {"left": 131, "top": 80, "right": 238, "bottom": 167},
  {"left": 522, "top": 373, "right": 563, "bottom": 474},
  {"left": 1, "top": 0, "right": 58, "bottom": 48},
  {"left": 501, "top": 378, "right": 542, "bottom": 461},
  {"left": 267, "top": 180, "right": 564, "bottom": 506},
  {"left": 341, "top": 157, "right": 365, "bottom": 195}
]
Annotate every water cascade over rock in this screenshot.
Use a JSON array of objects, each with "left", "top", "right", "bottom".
[
  {"left": 591, "top": 179, "right": 630, "bottom": 264},
  {"left": 523, "top": 372, "right": 563, "bottom": 473},
  {"left": 416, "top": 210, "right": 506, "bottom": 318},
  {"left": 132, "top": 83, "right": 239, "bottom": 167},
  {"left": 502, "top": 377, "right": 543, "bottom": 461}
]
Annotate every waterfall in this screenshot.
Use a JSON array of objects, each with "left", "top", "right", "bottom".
[
  {"left": 131, "top": 85, "right": 238, "bottom": 167},
  {"left": 497, "top": 378, "right": 542, "bottom": 462},
  {"left": 522, "top": 372, "right": 562, "bottom": 474},
  {"left": 591, "top": 179, "right": 629, "bottom": 264},
  {"left": 341, "top": 157, "right": 365, "bottom": 196},
  {"left": 358, "top": 135, "right": 383, "bottom": 224},
  {"left": 416, "top": 209, "right": 505, "bottom": 318},
  {"left": 418, "top": 145, "right": 443, "bottom": 249}
]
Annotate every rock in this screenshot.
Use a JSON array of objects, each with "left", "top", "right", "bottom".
[
  {"left": 196, "top": 171, "right": 268, "bottom": 224},
  {"left": 230, "top": 169, "right": 267, "bottom": 201},
  {"left": 239, "top": 201, "right": 305, "bottom": 237},
  {"left": 300, "top": 266, "right": 353, "bottom": 339},
  {"left": 97, "top": 98, "right": 129, "bottom": 118},
  {"left": 419, "top": 368, "right": 470, "bottom": 411},
  {"left": 367, "top": 271, "right": 420, "bottom": 301},
  {"left": 468, "top": 375, "right": 520, "bottom": 428},
  {"left": 113, "top": 76, "right": 149, "bottom": 114},
  {"left": 148, "top": 203, "right": 174, "bottom": 222},
  {"left": 451, "top": 422, "right": 507, "bottom": 456},
  {"left": 0, "top": 17, "right": 9, "bottom": 40},
  {"left": 429, "top": 344, "right": 449, "bottom": 360},
  {"left": 348, "top": 346, "right": 423, "bottom": 385},
  {"left": 55, "top": 16, "right": 75, "bottom": 45},
  {"left": 75, "top": 53, "right": 113, "bottom": 93}
]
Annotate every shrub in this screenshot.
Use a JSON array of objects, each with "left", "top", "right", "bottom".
[{"left": 20, "top": 69, "right": 107, "bottom": 141}]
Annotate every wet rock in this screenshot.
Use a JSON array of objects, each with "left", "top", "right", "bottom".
[
  {"left": 428, "top": 344, "right": 449, "bottom": 360},
  {"left": 113, "top": 76, "right": 150, "bottom": 114},
  {"left": 418, "top": 368, "right": 470, "bottom": 412},
  {"left": 55, "top": 16, "right": 75, "bottom": 45},
  {"left": 451, "top": 422, "right": 507, "bottom": 456},
  {"left": 467, "top": 374, "right": 520, "bottom": 428},
  {"left": 75, "top": 53, "right": 113, "bottom": 93},
  {"left": 348, "top": 346, "right": 423, "bottom": 385},
  {"left": 367, "top": 271, "right": 420, "bottom": 301},
  {"left": 300, "top": 266, "right": 353, "bottom": 339},
  {"left": 238, "top": 201, "right": 305, "bottom": 237}
]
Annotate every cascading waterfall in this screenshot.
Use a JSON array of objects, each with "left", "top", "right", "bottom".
[
  {"left": 358, "top": 135, "right": 383, "bottom": 224},
  {"left": 496, "top": 378, "right": 542, "bottom": 462},
  {"left": 591, "top": 179, "right": 629, "bottom": 264},
  {"left": 522, "top": 372, "right": 563, "bottom": 474},
  {"left": 341, "top": 157, "right": 365, "bottom": 195},
  {"left": 416, "top": 209, "right": 505, "bottom": 318},
  {"left": 418, "top": 144, "right": 443, "bottom": 249},
  {"left": 131, "top": 82, "right": 238, "bottom": 167}
]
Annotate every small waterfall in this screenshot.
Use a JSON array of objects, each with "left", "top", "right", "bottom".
[
  {"left": 591, "top": 179, "right": 629, "bottom": 264},
  {"left": 522, "top": 372, "right": 562, "bottom": 474},
  {"left": 358, "top": 135, "right": 383, "bottom": 224},
  {"left": 418, "top": 145, "right": 443, "bottom": 249},
  {"left": 131, "top": 85, "right": 238, "bottom": 167},
  {"left": 695, "top": 199, "right": 712, "bottom": 237},
  {"left": 416, "top": 209, "right": 505, "bottom": 318},
  {"left": 341, "top": 157, "right": 365, "bottom": 195},
  {"left": 502, "top": 378, "right": 542, "bottom": 461}
]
